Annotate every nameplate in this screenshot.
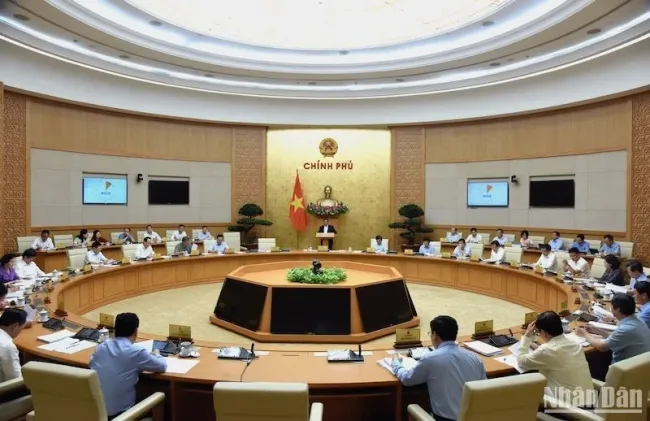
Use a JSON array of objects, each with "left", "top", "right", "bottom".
[
  {"left": 82, "top": 264, "right": 92, "bottom": 273},
  {"left": 524, "top": 312, "right": 538, "bottom": 326},
  {"left": 169, "top": 324, "right": 192, "bottom": 340},
  {"left": 190, "top": 249, "right": 200, "bottom": 256},
  {"left": 470, "top": 255, "right": 480, "bottom": 262},
  {"left": 99, "top": 313, "right": 115, "bottom": 328},
  {"left": 510, "top": 261, "right": 518, "bottom": 268},
  {"left": 404, "top": 249, "right": 414, "bottom": 255},
  {"left": 366, "top": 247, "right": 374, "bottom": 253},
  {"left": 121, "top": 257, "right": 131, "bottom": 265},
  {"left": 59, "top": 273, "right": 69, "bottom": 282},
  {"left": 560, "top": 301, "right": 569, "bottom": 311},
  {"left": 474, "top": 320, "right": 494, "bottom": 336},
  {"left": 271, "top": 246, "right": 282, "bottom": 252},
  {"left": 317, "top": 246, "right": 329, "bottom": 252},
  {"left": 153, "top": 253, "right": 163, "bottom": 260},
  {"left": 439, "top": 237, "right": 446, "bottom": 243},
  {"left": 394, "top": 328, "right": 423, "bottom": 349},
  {"left": 225, "top": 248, "right": 234, "bottom": 254},
  {"left": 534, "top": 266, "right": 544, "bottom": 273}
]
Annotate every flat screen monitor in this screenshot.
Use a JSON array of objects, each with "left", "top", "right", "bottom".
[
  {"left": 214, "top": 278, "right": 268, "bottom": 331},
  {"left": 467, "top": 179, "right": 509, "bottom": 207},
  {"left": 148, "top": 179, "right": 190, "bottom": 205},
  {"left": 82, "top": 176, "right": 127, "bottom": 205},
  {"left": 270, "top": 287, "right": 351, "bottom": 335},
  {"left": 529, "top": 179, "right": 575, "bottom": 207},
  {"left": 356, "top": 280, "right": 414, "bottom": 332}
]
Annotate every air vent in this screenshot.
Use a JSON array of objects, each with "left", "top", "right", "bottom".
[
  {"left": 119, "top": 54, "right": 131, "bottom": 60},
  {"left": 149, "top": 20, "right": 162, "bottom": 26},
  {"left": 489, "top": 62, "right": 501, "bottom": 67},
  {"left": 587, "top": 28, "right": 601, "bottom": 35}
]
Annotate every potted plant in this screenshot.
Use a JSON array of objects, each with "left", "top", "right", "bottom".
[
  {"left": 388, "top": 204, "right": 433, "bottom": 249},
  {"left": 227, "top": 203, "right": 273, "bottom": 244}
]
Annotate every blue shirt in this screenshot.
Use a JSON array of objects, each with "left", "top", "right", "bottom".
[
  {"left": 197, "top": 231, "right": 212, "bottom": 240},
  {"left": 548, "top": 238, "right": 563, "bottom": 251},
  {"left": 392, "top": 341, "right": 486, "bottom": 420},
  {"left": 446, "top": 233, "right": 460, "bottom": 243},
  {"left": 605, "top": 316, "right": 650, "bottom": 363},
  {"left": 572, "top": 241, "right": 590, "bottom": 253},
  {"left": 90, "top": 337, "right": 167, "bottom": 416},
  {"left": 419, "top": 244, "right": 435, "bottom": 255},
  {"left": 372, "top": 242, "right": 387, "bottom": 253},
  {"left": 630, "top": 273, "right": 648, "bottom": 290},
  {"left": 118, "top": 233, "right": 134, "bottom": 244},
  {"left": 600, "top": 242, "right": 621, "bottom": 255},
  {"left": 210, "top": 241, "right": 229, "bottom": 253},
  {"left": 638, "top": 302, "right": 650, "bottom": 329}
]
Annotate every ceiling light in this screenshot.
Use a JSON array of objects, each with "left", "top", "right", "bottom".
[
  {"left": 482, "top": 21, "right": 494, "bottom": 27},
  {"left": 587, "top": 28, "right": 602, "bottom": 35},
  {"left": 149, "top": 20, "right": 162, "bottom": 26},
  {"left": 13, "top": 14, "right": 30, "bottom": 21},
  {"left": 119, "top": 54, "right": 131, "bottom": 59}
]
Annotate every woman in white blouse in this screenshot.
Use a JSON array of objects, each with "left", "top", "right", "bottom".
[{"left": 519, "top": 230, "right": 536, "bottom": 248}]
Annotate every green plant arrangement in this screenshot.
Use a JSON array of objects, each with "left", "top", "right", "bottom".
[
  {"left": 287, "top": 267, "right": 347, "bottom": 284},
  {"left": 306, "top": 202, "right": 350, "bottom": 217},
  {"left": 227, "top": 203, "right": 273, "bottom": 242},
  {"left": 388, "top": 204, "right": 433, "bottom": 245}
]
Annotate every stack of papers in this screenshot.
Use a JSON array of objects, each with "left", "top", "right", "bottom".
[
  {"left": 463, "top": 341, "right": 502, "bottom": 356},
  {"left": 587, "top": 321, "right": 617, "bottom": 332},
  {"left": 37, "top": 330, "right": 76, "bottom": 343},
  {"left": 164, "top": 358, "right": 199, "bottom": 374},
  {"left": 591, "top": 305, "right": 613, "bottom": 320},
  {"left": 37, "top": 335, "right": 97, "bottom": 354},
  {"left": 377, "top": 357, "right": 418, "bottom": 375},
  {"left": 605, "top": 283, "right": 628, "bottom": 294},
  {"left": 494, "top": 355, "right": 524, "bottom": 373},
  {"left": 565, "top": 333, "right": 589, "bottom": 347}
]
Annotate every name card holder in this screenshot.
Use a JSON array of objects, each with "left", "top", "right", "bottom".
[
  {"left": 439, "top": 237, "right": 447, "bottom": 243},
  {"left": 534, "top": 266, "right": 544, "bottom": 274},
  {"left": 271, "top": 246, "right": 281, "bottom": 252},
  {"left": 393, "top": 328, "right": 423, "bottom": 349},
  {"left": 153, "top": 253, "right": 163, "bottom": 260},
  {"left": 522, "top": 312, "right": 538, "bottom": 329},
  {"left": 225, "top": 248, "right": 235, "bottom": 254},
  {"left": 471, "top": 320, "right": 494, "bottom": 340},
  {"left": 190, "top": 249, "right": 200, "bottom": 256},
  {"left": 365, "top": 247, "right": 374, "bottom": 253},
  {"left": 99, "top": 313, "right": 115, "bottom": 330},
  {"left": 442, "top": 252, "right": 452, "bottom": 258},
  {"left": 59, "top": 272, "right": 69, "bottom": 283},
  {"left": 168, "top": 324, "right": 193, "bottom": 343},
  {"left": 404, "top": 249, "right": 414, "bottom": 255},
  {"left": 121, "top": 257, "right": 131, "bottom": 265},
  {"left": 317, "top": 245, "right": 329, "bottom": 252},
  {"left": 82, "top": 264, "right": 92, "bottom": 273}
]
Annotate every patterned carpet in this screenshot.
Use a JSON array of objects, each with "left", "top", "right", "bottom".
[{"left": 84, "top": 282, "right": 531, "bottom": 351}]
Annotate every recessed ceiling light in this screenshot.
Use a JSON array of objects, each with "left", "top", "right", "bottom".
[
  {"left": 204, "top": 73, "right": 214, "bottom": 78},
  {"left": 587, "top": 28, "right": 602, "bottom": 35},
  {"left": 119, "top": 54, "right": 131, "bottom": 60},
  {"left": 149, "top": 20, "right": 162, "bottom": 26},
  {"left": 308, "top": 82, "right": 317, "bottom": 85},
  {"left": 395, "top": 78, "right": 405, "bottom": 82},
  {"left": 13, "top": 14, "right": 30, "bottom": 21},
  {"left": 489, "top": 62, "right": 501, "bottom": 67},
  {"left": 482, "top": 21, "right": 494, "bottom": 27},
  {"left": 339, "top": 50, "right": 349, "bottom": 55}
]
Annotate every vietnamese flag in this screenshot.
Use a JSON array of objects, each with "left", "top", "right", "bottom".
[{"left": 289, "top": 171, "right": 307, "bottom": 231}]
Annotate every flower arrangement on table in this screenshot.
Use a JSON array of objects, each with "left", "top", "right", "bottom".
[
  {"left": 287, "top": 267, "right": 347, "bottom": 284},
  {"left": 306, "top": 202, "right": 350, "bottom": 217}
]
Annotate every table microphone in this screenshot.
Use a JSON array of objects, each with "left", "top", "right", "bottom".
[{"left": 239, "top": 343, "right": 256, "bottom": 382}]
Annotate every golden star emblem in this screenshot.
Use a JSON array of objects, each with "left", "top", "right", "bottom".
[{"left": 290, "top": 195, "right": 304, "bottom": 211}]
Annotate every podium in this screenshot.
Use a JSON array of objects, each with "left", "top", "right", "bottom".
[{"left": 316, "top": 233, "right": 336, "bottom": 250}]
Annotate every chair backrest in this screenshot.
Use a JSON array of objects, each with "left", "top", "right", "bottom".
[
  {"left": 67, "top": 248, "right": 87, "bottom": 270},
  {"left": 458, "top": 373, "right": 546, "bottom": 421},
  {"left": 223, "top": 232, "right": 241, "bottom": 251},
  {"left": 529, "top": 235, "right": 545, "bottom": 245},
  {"left": 599, "top": 352, "right": 650, "bottom": 421},
  {"left": 469, "top": 243, "right": 483, "bottom": 259},
  {"left": 54, "top": 234, "right": 73, "bottom": 248},
  {"left": 204, "top": 239, "right": 216, "bottom": 251},
  {"left": 503, "top": 234, "right": 515, "bottom": 244},
  {"left": 431, "top": 241, "right": 442, "bottom": 255},
  {"left": 166, "top": 241, "right": 180, "bottom": 255},
  {"left": 561, "top": 239, "right": 573, "bottom": 250},
  {"left": 370, "top": 238, "right": 389, "bottom": 250},
  {"left": 591, "top": 257, "right": 607, "bottom": 279},
  {"left": 478, "top": 233, "right": 490, "bottom": 245},
  {"left": 137, "top": 231, "right": 150, "bottom": 242},
  {"left": 258, "top": 238, "right": 277, "bottom": 251},
  {"left": 586, "top": 238, "right": 602, "bottom": 249},
  {"left": 17, "top": 236, "right": 37, "bottom": 252},
  {"left": 109, "top": 232, "right": 121, "bottom": 244},
  {"left": 121, "top": 244, "right": 139, "bottom": 260},
  {"left": 644, "top": 267, "right": 650, "bottom": 276},
  {"left": 213, "top": 382, "right": 310, "bottom": 421},
  {"left": 619, "top": 241, "right": 633, "bottom": 259},
  {"left": 22, "top": 361, "right": 107, "bottom": 421},
  {"left": 191, "top": 229, "right": 202, "bottom": 239},
  {"left": 504, "top": 247, "right": 522, "bottom": 264},
  {"left": 554, "top": 251, "right": 570, "bottom": 272}
]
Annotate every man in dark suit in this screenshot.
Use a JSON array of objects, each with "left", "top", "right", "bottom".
[{"left": 317, "top": 218, "right": 337, "bottom": 250}]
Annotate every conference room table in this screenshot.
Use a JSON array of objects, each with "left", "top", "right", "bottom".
[
  {"left": 439, "top": 242, "right": 599, "bottom": 262},
  {"left": 15, "top": 252, "right": 596, "bottom": 421}
]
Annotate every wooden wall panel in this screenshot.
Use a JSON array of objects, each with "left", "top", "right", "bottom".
[
  {"left": 425, "top": 99, "right": 632, "bottom": 163},
  {"left": 231, "top": 127, "right": 266, "bottom": 222},
  {"left": 631, "top": 91, "right": 650, "bottom": 264},
  {"left": 27, "top": 99, "right": 234, "bottom": 162}
]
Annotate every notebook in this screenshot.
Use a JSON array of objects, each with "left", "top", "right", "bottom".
[
  {"left": 37, "top": 330, "right": 76, "bottom": 343},
  {"left": 587, "top": 321, "right": 617, "bottom": 332},
  {"left": 377, "top": 357, "right": 418, "bottom": 375},
  {"left": 463, "top": 341, "right": 502, "bottom": 356}
]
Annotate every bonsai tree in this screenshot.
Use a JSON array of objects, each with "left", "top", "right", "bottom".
[
  {"left": 388, "top": 204, "right": 433, "bottom": 245},
  {"left": 227, "top": 203, "right": 273, "bottom": 243}
]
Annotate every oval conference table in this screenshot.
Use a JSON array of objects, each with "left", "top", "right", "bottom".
[{"left": 16, "top": 252, "right": 591, "bottom": 421}]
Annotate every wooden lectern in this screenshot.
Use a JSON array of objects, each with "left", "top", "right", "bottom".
[{"left": 316, "top": 232, "right": 336, "bottom": 250}]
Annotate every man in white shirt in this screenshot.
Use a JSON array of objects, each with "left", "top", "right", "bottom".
[
  {"left": 535, "top": 244, "right": 556, "bottom": 270},
  {"left": 135, "top": 237, "right": 154, "bottom": 260},
  {"left": 171, "top": 225, "right": 187, "bottom": 241},
  {"left": 372, "top": 235, "right": 387, "bottom": 253},
  {"left": 210, "top": 234, "right": 229, "bottom": 254},
  {"left": 197, "top": 226, "right": 213, "bottom": 241},
  {"left": 466, "top": 228, "right": 482, "bottom": 244},
  {"left": 487, "top": 240, "right": 505, "bottom": 263},
  {"left": 518, "top": 311, "right": 593, "bottom": 402},
  {"left": 446, "top": 228, "right": 460, "bottom": 243},
  {"left": 491, "top": 229, "right": 506, "bottom": 246},
  {"left": 0, "top": 308, "right": 28, "bottom": 382},
  {"left": 16, "top": 249, "right": 45, "bottom": 279},
  {"left": 85, "top": 242, "right": 109, "bottom": 265},
  {"left": 564, "top": 247, "right": 590, "bottom": 278},
  {"left": 144, "top": 225, "right": 162, "bottom": 244},
  {"left": 452, "top": 239, "right": 470, "bottom": 258},
  {"left": 30, "top": 230, "right": 54, "bottom": 251}
]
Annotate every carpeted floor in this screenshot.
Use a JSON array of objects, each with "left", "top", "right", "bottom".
[{"left": 84, "top": 282, "right": 531, "bottom": 351}]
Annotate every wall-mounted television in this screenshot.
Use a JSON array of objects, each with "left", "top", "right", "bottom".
[
  {"left": 82, "top": 175, "right": 127, "bottom": 205},
  {"left": 530, "top": 179, "right": 575, "bottom": 208},
  {"left": 467, "top": 179, "right": 509, "bottom": 207},
  {"left": 148, "top": 178, "right": 190, "bottom": 205}
]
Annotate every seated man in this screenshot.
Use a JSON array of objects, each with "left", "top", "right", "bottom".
[
  {"left": 487, "top": 240, "right": 505, "bottom": 263},
  {"left": 452, "top": 239, "right": 470, "bottom": 258},
  {"left": 534, "top": 244, "right": 556, "bottom": 270},
  {"left": 418, "top": 238, "right": 435, "bottom": 256},
  {"left": 372, "top": 235, "right": 387, "bottom": 253},
  {"left": 0, "top": 308, "right": 28, "bottom": 382},
  {"left": 465, "top": 227, "right": 482, "bottom": 244},
  {"left": 518, "top": 312, "right": 592, "bottom": 400},
  {"left": 135, "top": 237, "right": 154, "bottom": 259},
  {"left": 491, "top": 229, "right": 506, "bottom": 246},
  {"left": 144, "top": 225, "right": 162, "bottom": 244},
  {"left": 85, "top": 242, "right": 109, "bottom": 265},
  {"left": 171, "top": 224, "right": 187, "bottom": 242},
  {"left": 576, "top": 293, "right": 650, "bottom": 363},
  {"left": 446, "top": 228, "right": 460, "bottom": 243},
  {"left": 174, "top": 237, "right": 193, "bottom": 255},
  {"left": 117, "top": 228, "right": 134, "bottom": 244},
  {"left": 197, "top": 226, "right": 213, "bottom": 241},
  {"left": 548, "top": 231, "right": 563, "bottom": 251},
  {"left": 634, "top": 281, "right": 650, "bottom": 329},
  {"left": 564, "top": 247, "right": 590, "bottom": 278},
  {"left": 392, "top": 316, "right": 486, "bottom": 421},
  {"left": 571, "top": 234, "right": 590, "bottom": 254},
  {"left": 90, "top": 313, "right": 166, "bottom": 419},
  {"left": 599, "top": 234, "right": 621, "bottom": 257},
  {"left": 30, "top": 229, "right": 54, "bottom": 251},
  {"left": 626, "top": 260, "right": 648, "bottom": 290},
  {"left": 209, "top": 234, "right": 229, "bottom": 254},
  {"left": 16, "top": 249, "right": 46, "bottom": 279}
]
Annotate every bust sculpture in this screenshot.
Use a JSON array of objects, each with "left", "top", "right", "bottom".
[{"left": 316, "top": 185, "right": 339, "bottom": 207}]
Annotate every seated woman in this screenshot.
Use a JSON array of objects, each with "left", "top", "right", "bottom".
[
  {"left": 519, "top": 230, "right": 535, "bottom": 248},
  {"left": 599, "top": 254, "right": 624, "bottom": 286},
  {"left": 118, "top": 227, "right": 135, "bottom": 244},
  {"left": 73, "top": 229, "right": 89, "bottom": 246},
  {"left": 90, "top": 229, "right": 108, "bottom": 245},
  {"left": 0, "top": 254, "right": 19, "bottom": 284}
]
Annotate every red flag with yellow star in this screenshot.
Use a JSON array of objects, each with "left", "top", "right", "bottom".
[{"left": 289, "top": 171, "right": 307, "bottom": 231}]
